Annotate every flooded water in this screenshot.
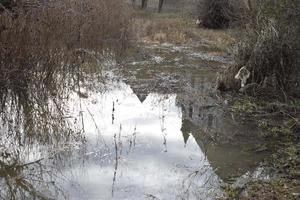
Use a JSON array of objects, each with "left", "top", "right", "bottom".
[
  {"left": 64, "top": 81, "right": 221, "bottom": 200},
  {"left": 0, "top": 41, "right": 270, "bottom": 200}
]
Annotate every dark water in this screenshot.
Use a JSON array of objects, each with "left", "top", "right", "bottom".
[{"left": 0, "top": 41, "right": 270, "bottom": 200}]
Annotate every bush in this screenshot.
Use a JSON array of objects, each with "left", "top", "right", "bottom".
[
  {"left": 0, "top": 0, "right": 16, "bottom": 10},
  {"left": 237, "top": 0, "right": 300, "bottom": 97},
  {"left": 198, "top": 0, "right": 257, "bottom": 29},
  {"left": 198, "top": 0, "right": 234, "bottom": 29},
  {"left": 217, "top": 0, "right": 300, "bottom": 99}
]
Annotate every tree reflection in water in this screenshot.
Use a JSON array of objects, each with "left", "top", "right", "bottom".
[
  {"left": 0, "top": 157, "right": 66, "bottom": 200},
  {"left": 0, "top": 47, "right": 273, "bottom": 199},
  {"left": 0, "top": 71, "right": 85, "bottom": 200}
]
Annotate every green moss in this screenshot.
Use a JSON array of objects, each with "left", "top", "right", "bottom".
[
  {"left": 221, "top": 186, "right": 241, "bottom": 200},
  {"left": 229, "top": 99, "right": 257, "bottom": 114},
  {"left": 258, "top": 119, "right": 292, "bottom": 137}
]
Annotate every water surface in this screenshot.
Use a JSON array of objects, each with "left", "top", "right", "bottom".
[{"left": 0, "top": 41, "right": 270, "bottom": 200}]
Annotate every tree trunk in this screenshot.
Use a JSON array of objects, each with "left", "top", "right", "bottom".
[
  {"left": 158, "top": 0, "right": 164, "bottom": 12},
  {"left": 131, "top": 0, "right": 135, "bottom": 8},
  {"left": 141, "top": 0, "right": 148, "bottom": 9}
]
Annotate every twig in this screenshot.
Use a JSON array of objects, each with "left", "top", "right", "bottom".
[{"left": 18, "top": 158, "right": 44, "bottom": 168}]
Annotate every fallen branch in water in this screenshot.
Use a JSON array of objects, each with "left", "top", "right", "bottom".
[{"left": 17, "top": 158, "right": 44, "bottom": 168}]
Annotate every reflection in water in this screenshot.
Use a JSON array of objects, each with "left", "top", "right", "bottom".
[
  {"left": 0, "top": 41, "right": 268, "bottom": 199},
  {"left": 1, "top": 79, "right": 224, "bottom": 200},
  {"left": 65, "top": 81, "right": 221, "bottom": 200},
  {"left": 176, "top": 69, "right": 270, "bottom": 181},
  {"left": 0, "top": 88, "right": 80, "bottom": 199}
]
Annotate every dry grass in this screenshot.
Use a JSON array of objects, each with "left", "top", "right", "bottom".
[
  {"left": 132, "top": 11, "right": 193, "bottom": 44},
  {"left": 0, "top": 0, "right": 132, "bottom": 144},
  {"left": 216, "top": 64, "right": 241, "bottom": 91},
  {"left": 131, "top": 10, "right": 235, "bottom": 53},
  {"left": 191, "top": 27, "right": 235, "bottom": 53},
  {"left": 0, "top": 0, "right": 131, "bottom": 95},
  {"left": 236, "top": 0, "right": 300, "bottom": 98},
  {"left": 217, "top": 0, "right": 300, "bottom": 99}
]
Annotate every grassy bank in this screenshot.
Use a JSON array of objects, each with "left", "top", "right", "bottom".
[{"left": 131, "top": 10, "right": 235, "bottom": 53}]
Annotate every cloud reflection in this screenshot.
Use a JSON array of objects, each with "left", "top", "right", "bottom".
[{"left": 64, "top": 81, "right": 222, "bottom": 200}]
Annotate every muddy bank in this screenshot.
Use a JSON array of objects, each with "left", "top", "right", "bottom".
[{"left": 220, "top": 96, "right": 300, "bottom": 200}]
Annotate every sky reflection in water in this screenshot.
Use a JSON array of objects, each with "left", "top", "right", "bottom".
[{"left": 64, "top": 81, "right": 221, "bottom": 200}]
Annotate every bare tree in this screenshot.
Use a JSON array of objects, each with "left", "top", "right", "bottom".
[
  {"left": 140, "top": 0, "right": 164, "bottom": 12},
  {"left": 158, "top": 0, "right": 164, "bottom": 12}
]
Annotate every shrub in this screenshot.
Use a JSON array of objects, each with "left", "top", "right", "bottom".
[
  {"left": 236, "top": 0, "right": 300, "bottom": 98},
  {"left": 198, "top": 0, "right": 234, "bottom": 29},
  {"left": 197, "top": 0, "right": 257, "bottom": 29},
  {"left": 217, "top": 0, "right": 300, "bottom": 99}
]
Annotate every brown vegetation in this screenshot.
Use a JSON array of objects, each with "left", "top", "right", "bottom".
[
  {"left": 216, "top": 64, "right": 241, "bottom": 91},
  {"left": 217, "top": 0, "right": 300, "bottom": 100},
  {"left": 0, "top": 0, "right": 131, "bottom": 141},
  {"left": 198, "top": 0, "right": 233, "bottom": 29},
  {"left": 0, "top": 0, "right": 130, "bottom": 95},
  {"left": 132, "top": 12, "right": 192, "bottom": 44},
  {"left": 198, "top": 0, "right": 252, "bottom": 29}
]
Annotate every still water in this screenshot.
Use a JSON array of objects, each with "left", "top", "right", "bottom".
[
  {"left": 65, "top": 81, "right": 221, "bottom": 200},
  {"left": 0, "top": 41, "right": 269, "bottom": 200}
]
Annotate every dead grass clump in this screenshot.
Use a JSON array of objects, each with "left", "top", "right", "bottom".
[
  {"left": 235, "top": 0, "right": 300, "bottom": 98},
  {"left": 0, "top": 0, "right": 131, "bottom": 94},
  {"left": 216, "top": 64, "right": 241, "bottom": 91},
  {"left": 218, "top": 0, "right": 300, "bottom": 99}
]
